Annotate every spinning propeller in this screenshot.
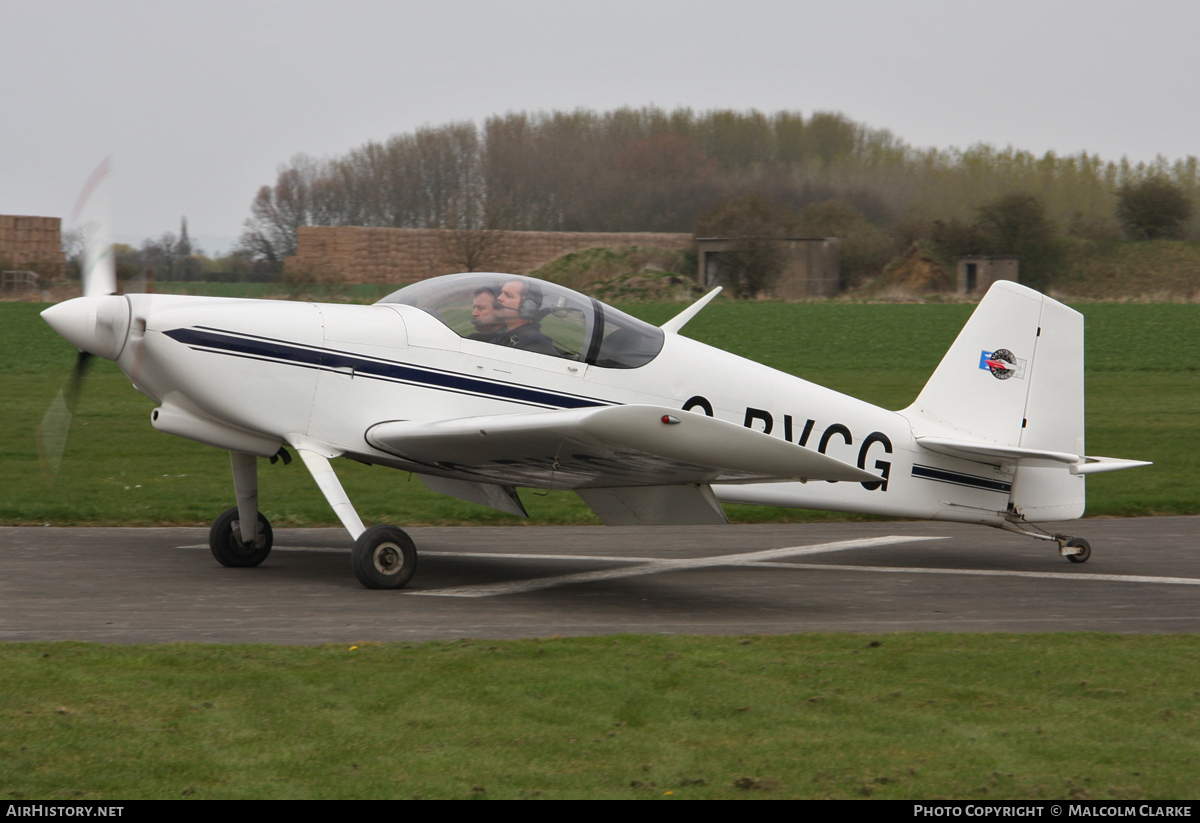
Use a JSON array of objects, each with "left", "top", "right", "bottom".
[{"left": 38, "top": 158, "right": 126, "bottom": 480}]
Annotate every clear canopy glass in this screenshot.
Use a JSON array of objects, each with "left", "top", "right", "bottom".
[{"left": 377, "top": 273, "right": 665, "bottom": 369}]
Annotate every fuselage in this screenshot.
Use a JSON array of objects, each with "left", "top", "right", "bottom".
[{"left": 100, "top": 290, "right": 1016, "bottom": 527}]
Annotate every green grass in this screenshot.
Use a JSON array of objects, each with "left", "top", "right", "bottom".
[
  {"left": 2, "top": 635, "right": 1197, "bottom": 800},
  {"left": 2, "top": 300, "right": 1196, "bottom": 525},
  {"left": 5, "top": 296, "right": 1198, "bottom": 801}
]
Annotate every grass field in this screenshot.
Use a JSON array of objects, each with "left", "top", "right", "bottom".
[
  {"left": 2, "top": 634, "right": 1197, "bottom": 800},
  {"left": 2, "top": 299, "right": 1196, "bottom": 525}
]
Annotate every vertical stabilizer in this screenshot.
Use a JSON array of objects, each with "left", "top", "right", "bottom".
[
  {"left": 903, "top": 280, "right": 1086, "bottom": 521},
  {"left": 904, "top": 281, "right": 1043, "bottom": 446}
]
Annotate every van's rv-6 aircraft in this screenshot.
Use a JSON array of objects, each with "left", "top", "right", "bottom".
[{"left": 40, "top": 238, "right": 1150, "bottom": 589}]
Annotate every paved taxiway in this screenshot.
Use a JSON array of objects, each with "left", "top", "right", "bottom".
[{"left": 2, "top": 517, "right": 1197, "bottom": 643}]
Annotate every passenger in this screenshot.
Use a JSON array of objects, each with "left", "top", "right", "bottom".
[
  {"left": 491, "top": 278, "right": 557, "bottom": 355},
  {"left": 467, "top": 286, "right": 505, "bottom": 340}
]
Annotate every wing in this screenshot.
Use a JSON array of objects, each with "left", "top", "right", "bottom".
[{"left": 366, "top": 404, "right": 880, "bottom": 490}]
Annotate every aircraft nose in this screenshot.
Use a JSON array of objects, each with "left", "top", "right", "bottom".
[{"left": 41, "top": 295, "right": 131, "bottom": 360}]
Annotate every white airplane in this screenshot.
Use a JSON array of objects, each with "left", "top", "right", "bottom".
[{"left": 39, "top": 233, "right": 1151, "bottom": 589}]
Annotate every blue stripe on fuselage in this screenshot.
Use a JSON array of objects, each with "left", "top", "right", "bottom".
[{"left": 163, "top": 327, "right": 613, "bottom": 410}]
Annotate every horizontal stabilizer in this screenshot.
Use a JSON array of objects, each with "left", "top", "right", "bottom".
[
  {"left": 917, "top": 436, "right": 1151, "bottom": 475},
  {"left": 916, "top": 436, "right": 1080, "bottom": 465},
  {"left": 366, "top": 404, "right": 880, "bottom": 490},
  {"left": 1068, "top": 456, "right": 1153, "bottom": 475}
]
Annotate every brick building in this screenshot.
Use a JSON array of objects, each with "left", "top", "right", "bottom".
[
  {"left": 0, "top": 215, "right": 66, "bottom": 280},
  {"left": 285, "top": 227, "right": 693, "bottom": 284}
]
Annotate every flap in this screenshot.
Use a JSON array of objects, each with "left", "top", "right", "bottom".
[
  {"left": 577, "top": 484, "right": 729, "bottom": 526},
  {"left": 417, "top": 474, "right": 528, "bottom": 517},
  {"left": 366, "top": 404, "right": 880, "bottom": 490}
]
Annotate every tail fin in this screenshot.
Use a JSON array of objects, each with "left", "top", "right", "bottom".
[{"left": 904, "top": 280, "right": 1086, "bottom": 520}]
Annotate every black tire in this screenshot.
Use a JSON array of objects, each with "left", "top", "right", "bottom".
[
  {"left": 209, "top": 506, "right": 273, "bottom": 568},
  {"left": 352, "top": 525, "right": 418, "bottom": 589},
  {"left": 1066, "top": 537, "right": 1091, "bottom": 563}
]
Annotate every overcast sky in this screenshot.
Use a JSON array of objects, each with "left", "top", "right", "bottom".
[{"left": 4, "top": 0, "right": 1198, "bottom": 252}]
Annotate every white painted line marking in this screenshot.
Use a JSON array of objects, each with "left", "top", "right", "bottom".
[
  {"left": 176, "top": 545, "right": 646, "bottom": 561},
  {"left": 176, "top": 544, "right": 345, "bottom": 552},
  {"left": 175, "top": 541, "right": 1200, "bottom": 591},
  {"left": 410, "top": 536, "right": 940, "bottom": 598},
  {"left": 752, "top": 562, "right": 1200, "bottom": 586},
  {"left": 426, "top": 551, "right": 643, "bottom": 563}
]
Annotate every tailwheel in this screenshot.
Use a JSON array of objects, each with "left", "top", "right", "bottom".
[
  {"left": 352, "top": 525, "right": 418, "bottom": 589},
  {"left": 1065, "top": 537, "right": 1091, "bottom": 564},
  {"left": 209, "top": 506, "right": 273, "bottom": 567}
]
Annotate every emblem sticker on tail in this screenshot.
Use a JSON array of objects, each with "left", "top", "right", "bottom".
[{"left": 979, "top": 348, "right": 1026, "bottom": 380}]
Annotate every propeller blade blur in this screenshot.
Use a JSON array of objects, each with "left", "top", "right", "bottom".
[
  {"left": 71, "top": 157, "right": 117, "bottom": 298},
  {"left": 37, "top": 351, "right": 94, "bottom": 481}
]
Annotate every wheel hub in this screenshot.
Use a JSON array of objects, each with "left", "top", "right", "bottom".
[
  {"left": 230, "top": 519, "right": 264, "bottom": 551},
  {"left": 373, "top": 543, "right": 402, "bottom": 574}
]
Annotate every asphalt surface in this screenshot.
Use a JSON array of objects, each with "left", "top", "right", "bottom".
[{"left": 1, "top": 517, "right": 1198, "bottom": 643}]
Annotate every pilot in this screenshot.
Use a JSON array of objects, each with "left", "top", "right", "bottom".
[
  {"left": 468, "top": 286, "right": 505, "bottom": 340},
  {"left": 491, "top": 278, "right": 557, "bottom": 355}
]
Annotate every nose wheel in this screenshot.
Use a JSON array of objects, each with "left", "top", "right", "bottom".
[{"left": 209, "top": 506, "right": 274, "bottom": 567}]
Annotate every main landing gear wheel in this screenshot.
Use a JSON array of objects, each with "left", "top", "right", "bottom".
[
  {"left": 1065, "top": 537, "right": 1091, "bottom": 564},
  {"left": 352, "top": 525, "right": 418, "bottom": 590},
  {"left": 209, "top": 506, "right": 274, "bottom": 567}
]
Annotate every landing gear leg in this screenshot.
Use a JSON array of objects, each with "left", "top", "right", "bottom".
[
  {"left": 209, "top": 451, "right": 273, "bottom": 567},
  {"left": 294, "top": 447, "right": 419, "bottom": 590}
]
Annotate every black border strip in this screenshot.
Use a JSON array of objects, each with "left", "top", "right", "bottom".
[{"left": 911, "top": 463, "right": 1012, "bottom": 494}]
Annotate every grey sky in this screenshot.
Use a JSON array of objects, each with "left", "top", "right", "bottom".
[{"left": 4, "top": 0, "right": 1198, "bottom": 251}]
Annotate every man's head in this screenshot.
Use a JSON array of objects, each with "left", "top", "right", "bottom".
[
  {"left": 496, "top": 279, "right": 541, "bottom": 328},
  {"left": 471, "top": 286, "right": 502, "bottom": 332}
]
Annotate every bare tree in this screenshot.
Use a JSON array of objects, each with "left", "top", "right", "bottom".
[
  {"left": 237, "top": 155, "right": 333, "bottom": 268},
  {"left": 236, "top": 105, "right": 1200, "bottom": 280}
]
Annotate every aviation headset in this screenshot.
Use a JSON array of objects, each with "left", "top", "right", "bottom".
[
  {"left": 496, "top": 279, "right": 543, "bottom": 320},
  {"left": 518, "top": 280, "right": 543, "bottom": 320}
]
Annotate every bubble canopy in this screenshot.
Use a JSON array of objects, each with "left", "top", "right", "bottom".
[{"left": 377, "top": 273, "right": 665, "bottom": 369}]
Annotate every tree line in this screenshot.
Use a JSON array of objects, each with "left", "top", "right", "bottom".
[
  {"left": 64, "top": 217, "right": 274, "bottom": 284},
  {"left": 238, "top": 106, "right": 1200, "bottom": 288}
]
